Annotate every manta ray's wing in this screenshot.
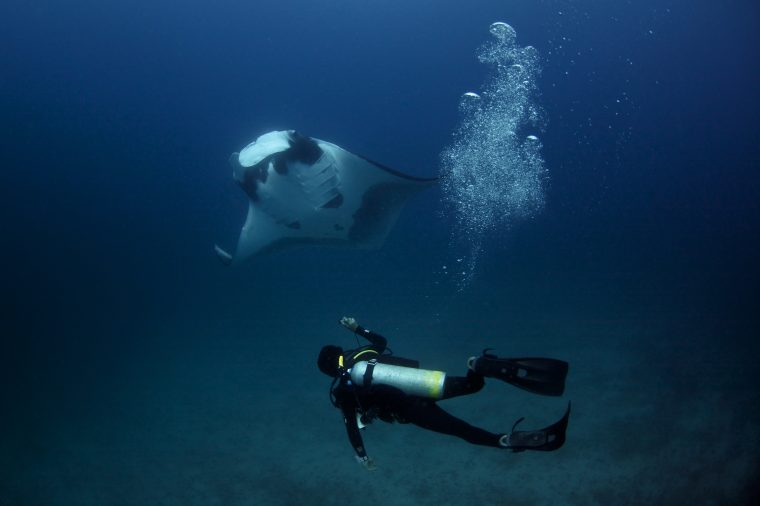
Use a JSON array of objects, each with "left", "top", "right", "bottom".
[{"left": 214, "top": 131, "right": 436, "bottom": 265}]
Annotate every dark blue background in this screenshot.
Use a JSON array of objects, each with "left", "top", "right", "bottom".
[{"left": 2, "top": 0, "right": 758, "bottom": 504}]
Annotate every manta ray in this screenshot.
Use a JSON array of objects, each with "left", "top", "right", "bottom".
[{"left": 214, "top": 130, "right": 437, "bottom": 265}]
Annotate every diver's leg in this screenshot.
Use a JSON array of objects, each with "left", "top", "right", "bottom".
[
  {"left": 441, "top": 369, "right": 485, "bottom": 400},
  {"left": 401, "top": 399, "right": 501, "bottom": 447}
]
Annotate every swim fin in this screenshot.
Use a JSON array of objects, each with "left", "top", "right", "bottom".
[
  {"left": 500, "top": 402, "right": 571, "bottom": 452},
  {"left": 468, "top": 349, "right": 568, "bottom": 396}
]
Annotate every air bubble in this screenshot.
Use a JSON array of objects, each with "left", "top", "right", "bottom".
[
  {"left": 489, "top": 22, "right": 516, "bottom": 43},
  {"left": 441, "top": 22, "right": 547, "bottom": 285}
]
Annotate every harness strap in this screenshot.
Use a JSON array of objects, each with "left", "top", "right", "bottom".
[{"left": 363, "top": 359, "right": 377, "bottom": 387}]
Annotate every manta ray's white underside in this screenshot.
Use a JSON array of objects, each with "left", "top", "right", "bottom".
[{"left": 215, "top": 130, "right": 437, "bottom": 265}]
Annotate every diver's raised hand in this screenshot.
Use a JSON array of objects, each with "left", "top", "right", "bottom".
[{"left": 340, "top": 316, "right": 359, "bottom": 332}]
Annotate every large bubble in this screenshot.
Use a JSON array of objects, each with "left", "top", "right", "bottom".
[{"left": 440, "top": 22, "right": 547, "bottom": 286}]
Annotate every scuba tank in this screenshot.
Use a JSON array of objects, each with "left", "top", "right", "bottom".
[{"left": 350, "top": 359, "right": 446, "bottom": 399}]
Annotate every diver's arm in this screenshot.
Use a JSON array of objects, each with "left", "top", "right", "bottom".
[
  {"left": 335, "top": 385, "right": 376, "bottom": 470},
  {"left": 341, "top": 406, "right": 368, "bottom": 459},
  {"left": 339, "top": 316, "right": 387, "bottom": 352},
  {"left": 355, "top": 326, "right": 387, "bottom": 352}
]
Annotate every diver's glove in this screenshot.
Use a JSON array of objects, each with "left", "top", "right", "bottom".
[
  {"left": 355, "top": 455, "right": 377, "bottom": 471},
  {"left": 340, "top": 316, "right": 359, "bottom": 332}
]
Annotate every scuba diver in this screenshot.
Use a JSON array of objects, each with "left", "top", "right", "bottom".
[{"left": 317, "top": 317, "right": 571, "bottom": 471}]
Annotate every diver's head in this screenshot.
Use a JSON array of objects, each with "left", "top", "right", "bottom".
[{"left": 317, "top": 345, "right": 344, "bottom": 377}]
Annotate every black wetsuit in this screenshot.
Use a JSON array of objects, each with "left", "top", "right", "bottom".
[{"left": 331, "top": 326, "right": 503, "bottom": 459}]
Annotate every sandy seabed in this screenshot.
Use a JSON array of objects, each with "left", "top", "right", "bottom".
[{"left": 3, "top": 311, "right": 757, "bottom": 506}]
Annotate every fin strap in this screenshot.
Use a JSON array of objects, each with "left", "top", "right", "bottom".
[{"left": 510, "top": 416, "right": 525, "bottom": 433}]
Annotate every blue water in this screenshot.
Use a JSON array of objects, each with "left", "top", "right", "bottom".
[{"left": 2, "top": 1, "right": 758, "bottom": 504}]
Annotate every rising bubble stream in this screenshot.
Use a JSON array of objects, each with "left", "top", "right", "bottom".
[{"left": 440, "top": 22, "right": 547, "bottom": 287}]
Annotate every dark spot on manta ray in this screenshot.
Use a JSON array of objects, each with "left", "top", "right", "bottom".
[
  {"left": 288, "top": 131, "right": 322, "bottom": 164},
  {"left": 247, "top": 156, "right": 271, "bottom": 183},
  {"left": 273, "top": 156, "right": 287, "bottom": 175},
  {"left": 258, "top": 133, "right": 322, "bottom": 177},
  {"left": 239, "top": 171, "right": 259, "bottom": 201},
  {"left": 286, "top": 221, "right": 301, "bottom": 229},
  {"left": 238, "top": 155, "right": 272, "bottom": 201},
  {"left": 321, "top": 193, "right": 343, "bottom": 209}
]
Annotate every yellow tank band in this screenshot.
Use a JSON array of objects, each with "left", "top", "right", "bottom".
[
  {"left": 427, "top": 371, "right": 445, "bottom": 398},
  {"left": 338, "top": 355, "right": 344, "bottom": 368}
]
